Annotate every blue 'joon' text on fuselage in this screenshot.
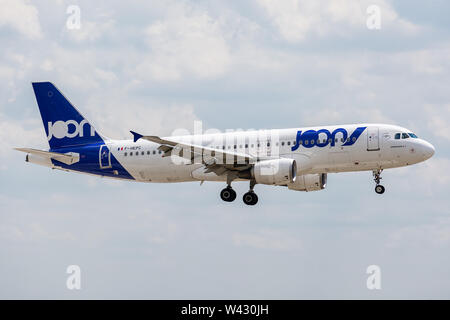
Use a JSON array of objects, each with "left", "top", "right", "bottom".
[{"left": 291, "top": 127, "right": 367, "bottom": 151}]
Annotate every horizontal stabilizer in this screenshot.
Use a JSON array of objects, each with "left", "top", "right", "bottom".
[{"left": 14, "top": 148, "right": 80, "bottom": 165}]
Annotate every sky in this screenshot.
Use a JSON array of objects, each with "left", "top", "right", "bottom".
[{"left": 1, "top": 0, "right": 450, "bottom": 299}]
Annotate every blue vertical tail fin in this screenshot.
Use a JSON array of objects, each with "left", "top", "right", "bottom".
[{"left": 32, "top": 82, "right": 105, "bottom": 150}]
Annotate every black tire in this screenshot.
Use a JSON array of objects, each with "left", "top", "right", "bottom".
[
  {"left": 220, "top": 187, "right": 236, "bottom": 202},
  {"left": 243, "top": 191, "right": 258, "bottom": 205},
  {"left": 375, "top": 185, "right": 385, "bottom": 194}
]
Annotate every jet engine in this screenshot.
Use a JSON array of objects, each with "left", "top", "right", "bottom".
[
  {"left": 287, "top": 173, "right": 327, "bottom": 191},
  {"left": 251, "top": 158, "right": 297, "bottom": 185}
]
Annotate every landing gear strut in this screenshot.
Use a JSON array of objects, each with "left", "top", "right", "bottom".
[
  {"left": 243, "top": 180, "right": 258, "bottom": 206},
  {"left": 220, "top": 173, "right": 238, "bottom": 202},
  {"left": 373, "top": 169, "right": 385, "bottom": 194}
]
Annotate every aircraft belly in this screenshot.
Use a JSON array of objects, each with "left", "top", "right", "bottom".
[{"left": 125, "top": 160, "right": 198, "bottom": 182}]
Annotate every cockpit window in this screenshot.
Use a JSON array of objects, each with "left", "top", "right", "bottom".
[
  {"left": 402, "top": 133, "right": 409, "bottom": 139},
  {"left": 395, "top": 133, "right": 401, "bottom": 140},
  {"left": 408, "top": 133, "right": 418, "bottom": 138}
]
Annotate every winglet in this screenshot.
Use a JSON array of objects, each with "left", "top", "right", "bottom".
[{"left": 130, "top": 131, "right": 143, "bottom": 143}]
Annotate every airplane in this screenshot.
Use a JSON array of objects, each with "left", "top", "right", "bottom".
[{"left": 15, "top": 82, "right": 435, "bottom": 206}]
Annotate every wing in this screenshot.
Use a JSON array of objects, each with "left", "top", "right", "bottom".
[
  {"left": 130, "top": 131, "right": 254, "bottom": 175},
  {"left": 14, "top": 148, "right": 80, "bottom": 165}
]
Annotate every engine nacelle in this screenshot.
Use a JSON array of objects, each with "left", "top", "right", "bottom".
[
  {"left": 252, "top": 159, "right": 297, "bottom": 185},
  {"left": 287, "top": 173, "right": 327, "bottom": 192}
]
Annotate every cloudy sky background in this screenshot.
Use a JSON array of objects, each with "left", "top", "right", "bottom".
[{"left": 1, "top": 0, "right": 450, "bottom": 299}]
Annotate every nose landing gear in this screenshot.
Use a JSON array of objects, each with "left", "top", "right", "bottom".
[{"left": 373, "top": 169, "right": 385, "bottom": 194}]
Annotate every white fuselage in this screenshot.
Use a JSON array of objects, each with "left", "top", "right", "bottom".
[{"left": 105, "top": 123, "right": 434, "bottom": 183}]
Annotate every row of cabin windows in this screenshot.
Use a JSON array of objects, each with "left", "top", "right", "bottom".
[
  {"left": 215, "top": 142, "right": 294, "bottom": 149},
  {"left": 211, "top": 137, "right": 353, "bottom": 150},
  {"left": 123, "top": 136, "right": 356, "bottom": 156},
  {"left": 394, "top": 132, "right": 418, "bottom": 140},
  {"left": 124, "top": 150, "right": 162, "bottom": 157}
]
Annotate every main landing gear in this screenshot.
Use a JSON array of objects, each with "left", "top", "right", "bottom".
[
  {"left": 373, "top": 169, "right": 385, "bottom": 194},
  {"left": 243, "top": 180, "right": 258, "bottom": 206},
  {"left": 220, "top": 186, "right": 237, "bottom": 202},
  {"left": 220, "top": 180, "right": 258, "bottom": 205}
]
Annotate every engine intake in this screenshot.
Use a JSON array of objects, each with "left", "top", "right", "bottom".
[
  {"left": 252, "top": 158, "right": 296, "bottom": 185},
  {"left": 287, "top": 173, "right": 327, "bottom": 192}
]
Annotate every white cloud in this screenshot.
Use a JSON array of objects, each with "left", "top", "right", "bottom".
[
  {"left": 35, "top": 45, "right": 120, "bottom": 91},
  {"left": 256, "top": 0, "right": 419, "bottom": 42},
  {"left": 64, "top": 19, "right": 115, "bottom": 42},
  {"left": 0, "top": 0, "right": 42, "bottom": 39},
  {"left": 86, "top": 96, "right": 200, "bottom": 139},
  {"left": 425, "top": 104, "right": 450, "bottom": 141},
  {"left": 0, "top": 113, "right": 46, "bottom": 160},
  {"left": 137, "top": 3, "right": 231, "bottom": 81}
]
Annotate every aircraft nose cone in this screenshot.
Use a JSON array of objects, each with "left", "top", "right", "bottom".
[{"left": 422, "top": 141, "right": 435, "bottom": 160}]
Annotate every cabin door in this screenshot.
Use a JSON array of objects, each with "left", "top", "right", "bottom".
[
  {"left": 99, "top": 145, "right": 112, "bottom": 169},
  {"left": 367, "top": 127, "right": 380, "bottom": 151}
]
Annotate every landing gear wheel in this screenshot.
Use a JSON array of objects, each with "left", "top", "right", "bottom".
[
  {"left": 243, "top": 191, "right": 258, "bottom": 206},
  {"left": 220, "top": 187, "right": 236, "bottom": 202},
  {"left": 375, "top": 185, "right": 385, "bottom": 194}
]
